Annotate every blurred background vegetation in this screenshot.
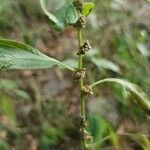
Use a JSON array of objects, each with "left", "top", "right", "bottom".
[{"left": 0, "top": 0, "right": 150, "bottom": 149}]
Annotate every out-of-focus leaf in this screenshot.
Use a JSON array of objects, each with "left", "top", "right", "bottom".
[
  {"left": 39, "top": 136, "right": 50, "bottom": 150},
  {"left": 88, "top": 114, "right": 120, "bottom": 150},
  {"left": 86, "top": 49, "right": 99, "bottom": 58},
  {"left": 146, "top": 0, "right": 150, "bottom": 3},
  {"left": 0, "top": 140, "right": 9, "bottom": 150},
  {"left": 118, "top": 132, "right": 150, "bottom": 150},
  {"left": 40, "top": 0, "right": 58, "bottom": 23},
  {"left": 62, "top": 59, "right": 77, "bottom": 68},
  {"left": 13, "top": 89, "right": 31, "bottom": 101},
  {"left": 111, "top": 0, "right": 125, "bottom": 10},
  {"left": 40, "top": 0, "right": 78, "bottom": 30},
  {"left": 91, "top": 78, "right": 150, "bottom": 111},
  {"left": 0, "top": 39, "right": 74, "bottom": 71},
  {"left": 0, "top": 79, "right": 17, "bottom": 90},
  {"left": 88, "top": 114, "right": 111, "bottom": 149},
  {"left": 0, "top": 96, "right": 16, "bottom": 125},
  {"left": 91, "top": 57, "right": 120, "bottom": 73},
  {"left": 136, "top": 43, "right": 150, "bottom": 57},
  {"left": 0, "top": 79, "right": 31, "bottom": 101},
  {"left": 81, "top": 2, "right": 95, "bottom": 16},
  {"left": 40, "top": 122, "right": 64, "bottom": 150}
]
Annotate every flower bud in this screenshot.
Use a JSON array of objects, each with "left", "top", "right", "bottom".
[
  {"left": 74, "top": 68, "right": 87, "bottom": 81},
  {"left": 73, "top": 0, "right": 83, "bottom": 12},
  {"left": 77, "top": 41, "right": 92, "bottom": 55},
  {"left": 82, "top": 85, "right": 93, "bottom": 95},
  {"left": 74, "top": 15, "right": 86, "bottom": 29}
]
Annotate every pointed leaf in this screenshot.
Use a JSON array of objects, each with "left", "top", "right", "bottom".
[
  {"left": 81, "top": 2, "right": 95, "bottom": 16},
  {"left": 91, "top": 57, "right": 120, "bottom": 73},
  {"left": 0, "top": 39, "right": 74, "bottom": 71},
  {"left": 40, "top": 0, "right": 78, "bottom": 30},
  {"left": 40, "top": 0, "right": 58, "bottom": 24},
  {"left": 54, "top": 4, "right": 78, "bottom": 30},
  {"left": 91, "top": 78, "right": 150, "bottom": 111}
]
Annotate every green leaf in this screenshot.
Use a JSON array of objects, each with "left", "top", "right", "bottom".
[
  {"left": 13, "top": 89, "right": 31, "bottom": 101},
  {"left": 0, "top": 39, "right": 74, "bottom": 71},
  {"left": 40, "top": 0, "right": 58, "bottom": 24},
  {"left": 40, "top": 0, "right": 78, "bottom": 30},
  {"left": 88, "top": 114, "right": 111, "bottom": 149},
  {"left": 91, "top": 58, "right": 120, "bottom": 73},
  {"left": 81, "top": 2, "right": 95, "bottom": 16},
  {"left": 0, "top": 95, "right": 16, "bottom": 125},
  {"left": 117, "top": 133, "right": 150, "bottom": 150},
  {"left": 0, "top": 140, "right": 9, "bottom": 150},
  {"left": 0, "top": 79, "right": 31, "bottom": 101},
  {"left": 62, "top": 58, "right": 77, "bottom": 68},
  {"left": 54, "top": 4, "right": 78, "bottom": 30},
  {"left": 91, "top": 78, "right": 150, "bottom": 111}
]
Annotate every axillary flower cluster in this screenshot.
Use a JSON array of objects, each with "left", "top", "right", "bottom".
[
  {"left": 73, "top": 0, "right": 93, "bottom": 96},
  {"left": 73, "top": 0, "right": 94, "bottom": 149}
]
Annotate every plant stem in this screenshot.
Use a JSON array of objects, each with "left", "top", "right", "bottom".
[
  {"left": 80, "top": 95, "right": 86, "bottom": 149},
  {"left": 77, "top": 29, "right": 84, "bottom": 90},
  {"left": 77, "top": 28, "right": 87, "bottom": 149}
]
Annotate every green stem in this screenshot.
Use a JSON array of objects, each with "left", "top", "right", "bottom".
[
  {"left": 77, "top": 28, "right": 87, "bottom": 149},
  {"left": 77, "top": 28, "right": 84, "bottom": 90},
  {"left": 80, "top": 94, "right": 86, "bottom": 149}
]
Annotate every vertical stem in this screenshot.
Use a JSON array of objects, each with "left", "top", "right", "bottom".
[
  {"left": 77, "top": 28, "right": 87, "bottom": 149},
  {"left": 77, "top": 28, "right": 84, "bottom": 90},
  {"left": 80, "top": 94, "right": 86, "bottom": 149},
  {"left": 77, "top": 28, "right": 82, "bottom": 67}
]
